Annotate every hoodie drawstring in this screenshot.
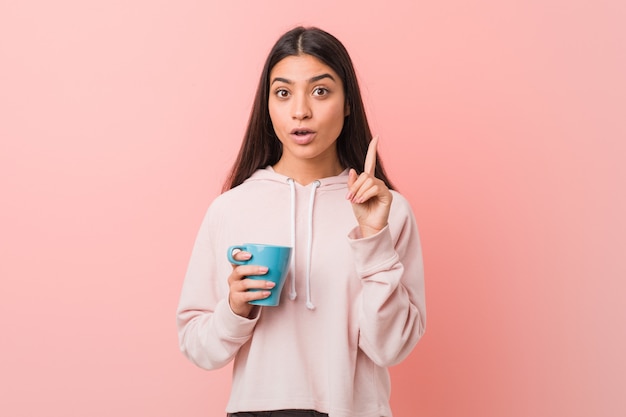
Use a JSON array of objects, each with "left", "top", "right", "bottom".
[
  {"left": 305, "top": 181, "right": 321, "bottom": 310},
  {"left": 287, "top": 178, "right": 297, "bottom": 301},
  {"left": 286, "top": 178, "right": 321, "bottom": 310}
]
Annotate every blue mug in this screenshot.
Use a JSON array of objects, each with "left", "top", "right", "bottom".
[{"left": 227, "top": 243, "right": 292, "bottom": 306}]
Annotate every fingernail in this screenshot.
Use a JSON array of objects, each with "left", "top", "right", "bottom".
[
  {"left": 240, "top": 252, "right": 251, "bottom": 259},
  {"left": 345, "top": 191, "right": 353, "bottom": 200},
  {"left": 266, "top": 281, "right": 276, "bottom": 288},
  {"left": 259, "top": 266, "right": 268, "bottom": 273}
]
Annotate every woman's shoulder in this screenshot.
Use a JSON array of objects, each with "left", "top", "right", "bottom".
[
  {"left": 208, "top": 183, "right": 252, "bottom": 211},
  {"left": 208, "top": 168, "right": 287, "bottom": 211},
  {"left": 388, "top": 189, "right": 418, "bottom": 226},
  {"left": 390, "top": 190, "right": 414, "bottom": 212}
]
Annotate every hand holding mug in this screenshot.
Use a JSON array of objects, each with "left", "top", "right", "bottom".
[{"left": 227, "top": 244, "right": 292, "bottom": 318}]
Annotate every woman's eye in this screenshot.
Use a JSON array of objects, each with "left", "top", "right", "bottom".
[
  {"left": 276, "top": 89, "right": 289, "bottom": 98},
  {"left": 313, "top": 87, "right": 329, "bottom": 96}
]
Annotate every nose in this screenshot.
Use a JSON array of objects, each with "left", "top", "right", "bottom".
[{"left": 291, "top": 94, "right": 311, "bottom": 120}]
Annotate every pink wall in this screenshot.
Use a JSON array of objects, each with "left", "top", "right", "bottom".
[{"left": 1, "top": 1, "right": 624, "bottom": 416}]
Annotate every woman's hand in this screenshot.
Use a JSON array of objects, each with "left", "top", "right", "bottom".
[
  {"left": 227, "top": 251, "right": 275, "bottom": 318},
  {"left": 346, "top": 136, "right": 393, "bottom": 238}
]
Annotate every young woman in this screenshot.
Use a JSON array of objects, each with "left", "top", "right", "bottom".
[{"left": 177, "top": 26, "right": 426, "bottom": 417}]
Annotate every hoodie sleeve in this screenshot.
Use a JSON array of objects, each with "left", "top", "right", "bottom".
[
  {"left": 176, "top": 206, "right": 260, "bottom": 370},
  {"left": 347, "top": 193, "right": 426, "bottom": 367}
]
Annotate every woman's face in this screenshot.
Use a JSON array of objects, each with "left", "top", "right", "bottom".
[{"left": 268, "top": 54, "right": 348, "bottom": 170}]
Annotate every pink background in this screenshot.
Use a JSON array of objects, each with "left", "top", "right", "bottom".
[{"left": 1, "top": 1, "right": 625, "bottom": 416}]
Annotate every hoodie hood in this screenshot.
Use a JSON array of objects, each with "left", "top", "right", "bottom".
[
  {"left": 243, "top": 166, "right": 349, "bottom": 310},
  {"left": 244, "top": 166, "right": 349, "bottom": 189}
]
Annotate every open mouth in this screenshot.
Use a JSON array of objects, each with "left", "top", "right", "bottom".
[
  {"left": 289, "top": 128, "right": 316, "bottom": 145},
  {"left": 292, "top": 129, "right": 314, "bottom": 136}
]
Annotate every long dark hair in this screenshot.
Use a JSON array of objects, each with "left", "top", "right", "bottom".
[{"left": 223, "top": 26, "right": 394, "bottom": 191}]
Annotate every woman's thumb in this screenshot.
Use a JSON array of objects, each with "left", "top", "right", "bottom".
[{"left": 347, "top": 168, "right": 358, "bottom": 186}]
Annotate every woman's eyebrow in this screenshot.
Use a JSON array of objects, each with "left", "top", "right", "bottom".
[
  {"left": 270, "top": 73, "right": 336, "bottom": 85},
  {"left": 271, "top": 77, "right": 292, "bottom": 85},
  {"left": 309, "top": 73, "right": 336, "bottom": 83}
]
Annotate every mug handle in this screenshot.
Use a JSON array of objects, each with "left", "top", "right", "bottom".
[{"left": 227, "top": 245, "right": 249, "bottom": 265}]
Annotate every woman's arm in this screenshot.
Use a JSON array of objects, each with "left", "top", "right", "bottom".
[
  {"left": 349, "top": 193, "right": 426, "bottom": 367},
  {"left": 176, "top": 208, "right": 264, "bottom": 370},
  {"left": 346, "top": 137, "right": 426, "bottom": 365}
]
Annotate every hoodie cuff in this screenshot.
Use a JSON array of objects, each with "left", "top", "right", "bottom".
[
  {"left": 347, "top": 225, "right": 399, "bottom": 277},
  {"left": 214, "top": 298, "right": 260, "bottom": 340}
]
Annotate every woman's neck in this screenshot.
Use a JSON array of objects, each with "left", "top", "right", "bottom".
[{"left": 272, "top": 158, "right": 344, "bottom": 185}]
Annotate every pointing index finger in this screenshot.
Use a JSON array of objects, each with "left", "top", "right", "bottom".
[{"left": 364, "top": 136, "right": 379, "bottom": 175}]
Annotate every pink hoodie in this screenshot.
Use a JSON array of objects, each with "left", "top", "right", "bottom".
[{"left": 177, "top": 167, "right": 426, "bottom": 417}]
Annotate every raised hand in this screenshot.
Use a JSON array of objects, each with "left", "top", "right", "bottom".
[{"left": 345, "top": 136, "right": 393, "bottom": 238}]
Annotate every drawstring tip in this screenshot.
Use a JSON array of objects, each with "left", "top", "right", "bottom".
[
  {"left": 289, "top": 292, "right": 297, "bottom": 301},
  {"left": 306, "top": 301, "right": 315, "bottom": 310}
]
